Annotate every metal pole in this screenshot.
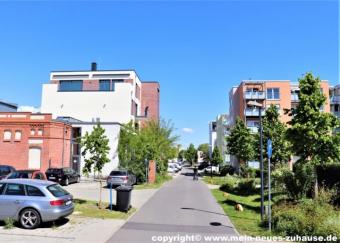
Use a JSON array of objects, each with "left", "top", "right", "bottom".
[
  {"left": 259, "top": 108, "right": 264, "bottom": 222},
  {"left": 268, "top": 157, "right": 271, "bottom": 231},
  {"left": 110, "top": 182, "right": 113, "bottom": 210}
]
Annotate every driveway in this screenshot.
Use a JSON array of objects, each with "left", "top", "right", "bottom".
[
  {"left": 108, "top": 167, "right": 238, "bottom": 243},
  {"left": 66, "top": 181, "right": 158, "bottom": 209}
]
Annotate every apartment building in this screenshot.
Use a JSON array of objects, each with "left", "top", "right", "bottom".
[
  {"left": 208, "top": 121, "right": 217, "bottom": 158},
  {"left": 41, "top": 63, "right": 160, "bottom": 176},
  {"left": 229, "top": 80, "right": 330, "bottom": 131},
  {"left": 0, "top": 112, "right": 72, "bottom": 172},
  {"left": 330, "top": 84, "right": 340, "bottom": 119},
  {"left": 228, "top": 80, "right": 330, "bottom": 169}
]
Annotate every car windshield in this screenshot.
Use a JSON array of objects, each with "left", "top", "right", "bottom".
[
  {"left": 47, "top": 184, "right": 70, "bottom": 197},
  {"left": 8, "top": 172, "right": 32, "bottom": 179},
  {"left": 110, "top": 171, "right": 127, "bottom": 176}
]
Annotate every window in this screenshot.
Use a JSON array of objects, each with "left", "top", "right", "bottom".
[
  {"left": 0, "top": 183, "right": 5, "bottom": 194},
  {"left": 15, "top": 131, "right": 22, "bottom": 140},
  {"left": 37, "top": 129, "right": 43, "bottom": 136},
  {"left": 3, "top": 130, "right": 11, "bottom": 140},
  {"left": 5, "top": 183, "right": 25, "bottom": 196},
  {"left": 267, "top": 88, "right": 280, "bottom": 100},
  {"left": 47, "top": 184, "right": 69, "bottom": 197},
  {"left": 26, "top": 185, "right": 44, "bottom": 197},
  {"left": 59, "top": 80, "right": 83, "bottom": 91},
  {"left": 30, "top": 129, "right": 35, "bottom": 136},
  {"left": 99, "top": 80, "right": 111, "bottom": 91},
  {"left": 111, "top": 79, "right": 124, "bottom": 91}
]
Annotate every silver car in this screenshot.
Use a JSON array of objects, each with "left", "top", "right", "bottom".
[
  {"left": 0, "top": 179, "right": 74, "bottom": 229},
  {"left": 107, "top": 170, "right": 136, "bottom": 187}
]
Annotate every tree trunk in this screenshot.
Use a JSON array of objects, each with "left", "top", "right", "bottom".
[{"left": 99, "top": 173, "right": 103, "bottom": 209}]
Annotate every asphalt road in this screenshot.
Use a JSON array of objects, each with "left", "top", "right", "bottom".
[{"left": 107, "top": 167, "right": 238, "bottom": 243}]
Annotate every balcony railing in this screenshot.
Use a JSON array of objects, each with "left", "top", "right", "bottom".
[
  {"left": 330, "top": 96, "right": 340, "bottom": 104},
  {"left": 244, "top": 91, "right": 266, "bottom": 100},
  {"left": 291, "top": 94, "right": 299, "bottom": 102},
  {"left": 247, "top": 126, "right": 259, "bottom": 133},
  {"left": 244, "top": 108, "right": 265, "bottom": 116}
]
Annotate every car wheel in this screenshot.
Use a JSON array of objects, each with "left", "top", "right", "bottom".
[
  {"left": 64, "top": 178, "right": 69, "bottom": 186},
  {"left": 20, "top": 208, "right": 41, "bottom": 229},
  {"left": 77, "top": 176, "right": 80, "bottom": 183}
]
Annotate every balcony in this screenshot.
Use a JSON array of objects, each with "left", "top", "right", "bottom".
[
  {"left": 247, "top": 126, "right": 258, "bottom": 133},
  {"left": 245, "top": 108, "right": 265, "bottom": 116},
  {"left": 244, "top": 91, "right": 266, "bottom": 100},
  {"left": 291, "top": 94, "right": 299, "bottom": 102},
  {"left": 331, "top": 96, "right": 340, "bottom": 104}
]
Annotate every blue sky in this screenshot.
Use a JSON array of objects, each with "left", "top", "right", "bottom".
[{"left": 0, "top": 0, "right": 338, "bottom": 148}]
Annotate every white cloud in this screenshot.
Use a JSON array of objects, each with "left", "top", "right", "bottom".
[
  {"left": 182, "top": 127, "right": 194, "bottom": 134},
  {"left": 18, "top": 106, "right": 41, "bottom": 113}
]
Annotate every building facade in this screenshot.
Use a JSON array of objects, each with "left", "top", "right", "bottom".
[
  {"left": 208, "top": 121, "right": 217, "bottom": 158},
  {"left": 228, "top": 80, "right": 331, "bottom": 168},
  {"left": 0, "top": 112, "right": 71, "bottom": 172},
  {"left": 41, "top": 63, "right": 160, "bottom": 176}
]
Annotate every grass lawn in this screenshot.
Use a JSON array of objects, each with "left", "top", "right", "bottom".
[
  {"left": 203, "top": 175, "right": 232, "bottom": 185},
  {"left": 134, "top": 175, "right": 172, "bottom": 190},
  {"left": 211, "top": 189, "right": 271, "bottom": 236},
  {"left": 73, "top": 199, "right": 136, "bottom": 220}
]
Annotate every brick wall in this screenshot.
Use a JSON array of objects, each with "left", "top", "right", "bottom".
[
  {"left": 141, "top": 82, "right": 160, "bottom": 121},
  {"left": 83, "top": 80, "right": 99, "bottom": 91},
  {"left": 0, "top": 113, "right": 71, "bottom": 172}
]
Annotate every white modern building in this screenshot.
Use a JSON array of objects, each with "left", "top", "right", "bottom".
[{"left": 41, "top": 63, "right": 160, "bottom": 176}]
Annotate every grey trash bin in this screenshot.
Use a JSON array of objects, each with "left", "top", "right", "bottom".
[{"left": 115, "top": 185, "right": 133, "bottom": 212}]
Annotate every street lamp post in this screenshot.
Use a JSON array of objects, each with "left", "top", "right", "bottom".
[{"left": 247, "top": 100, "right": 264, "bottom": 222}]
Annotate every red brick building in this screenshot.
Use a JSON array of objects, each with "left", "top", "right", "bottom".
[{"left": 0, "top": 112, "right": 72, "bottom": 172}]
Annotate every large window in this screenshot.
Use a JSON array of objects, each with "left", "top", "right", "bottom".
[
  {"left": 3, "top": 130, "right": 11, "bottom": 140},
  {"left": 59, "top": 80, "right": 83, "bottom": 91},
  {"left": 267, "top": 88, "right": 280, "bottom": 100},
  {"left": 99, "top": 80, "right": 111, "bottom": 91}
]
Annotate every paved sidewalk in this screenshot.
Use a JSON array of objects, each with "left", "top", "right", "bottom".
[{"left": 108, "top": 168, "right": 238, "bottom": 243}]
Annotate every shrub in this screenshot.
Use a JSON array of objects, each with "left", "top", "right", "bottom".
[
  {"left": 219, "top": 165, "right": 235, "bottom": 176},
  {"left": 219, "top": 175, "right": 239, "bottom": 192},
  {"left": 317, "top": 163, "right": 340, "bottom": 205},
  {"left": 237, "top": 178, "right": 257, "bottom": 194},
  {"left": 272, "top": 199, "right": 339, "bottom": 238},
  {"left": 4, "top": 218, "right": 14, "bottom": 229}
]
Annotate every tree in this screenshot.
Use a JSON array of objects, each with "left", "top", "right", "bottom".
[
  {"left": 261, "top": 104, "right": 292, "bottom": 168},
  {"left": 198, "top": 143, "right": 210, "bottom": 162},
  {"left": 118, "top": 119, "right": 179, "bottom": 182},
  {"left": 185, "top": 144, "right": 197, "bottom": 165},
  {"left": 178, "top": 149, "right": 186, "bottom": 161},
  {"left": 80, "top": 124, "right": 110, "bottom": 208},
  {"left": 286, "top": 73, "right": 340, "bottom": 197},
  {"left": 211, "top": 146, "right": 223, "bottom": 166},
  {"left": 226, "top": 118, "right": 256, "bottom": 164}
]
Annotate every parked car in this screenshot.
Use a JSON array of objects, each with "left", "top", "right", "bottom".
[
  {"left": 167, "top": 164, "right": 176, "bottom": 173},
  {"left": 0, "top": 165, "right": 16, "bottom": 180},
  {"left": 106, "top": 170, "right": 136, "bottom": 188},
  {"left": 0, "top": 179, "right": 74, "bottom": 229},
  {"left": 168, "top": 163, "right": 180, "bottom": 172},
  {"left": 6, "top": 170, "right": 46, "bottom": 180},
  {"left": 205, "top": 166, "right": 219, "bottom": 174},
  {"left": 45, "top": 168, "right": 80, "bottom": 186}
]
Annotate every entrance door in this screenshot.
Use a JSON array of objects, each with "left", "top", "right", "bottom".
[{"left": 28, "top": 147, "right": 41, "bottom": 169}]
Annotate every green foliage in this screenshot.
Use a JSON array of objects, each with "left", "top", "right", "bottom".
[
  {"left": 4, "top": 217, "right": 14, "bottom": 229},
  {"left": 261, "top": 104, "right": 292, "bottom": 167},
  {"left": 219, "top": 176, "right": 259, "bottom": 196},
  {"left": 211, "top": 146, "right": 223, "bottom": 166},
  {"left": 198, "top": 143, "right": 210, "bottom": 162},
  {"left": 226, "top": 118, "right": 256, "bottom": 163},
  {"left": 272, "top": 199, "right": 340, "bottom": 238},
  {"left": 118, "top": 120, "right": 178, "bottom": 182},
  {"left": 185, "top": 143, "right": 197, "bottom": 165},
  {"left": 219, "top": 165, "right": 235, "bottom": 176},
  {"left": 287, "top": 73, "right": 340, "bottom": 164},
  {"left": 178, "top": 149, "right": 186, "bottom": 161},
  {"left": 80, "top": 124, "right": 110, "bottom": 175}
]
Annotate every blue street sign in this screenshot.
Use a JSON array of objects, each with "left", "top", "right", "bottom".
[{"left": 267, "top": 139, "right": 272, "bottom": 158}]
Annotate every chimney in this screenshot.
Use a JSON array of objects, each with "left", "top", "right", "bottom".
[{"left": 91, "top": 62, "right": 97, "bottom": 71}]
